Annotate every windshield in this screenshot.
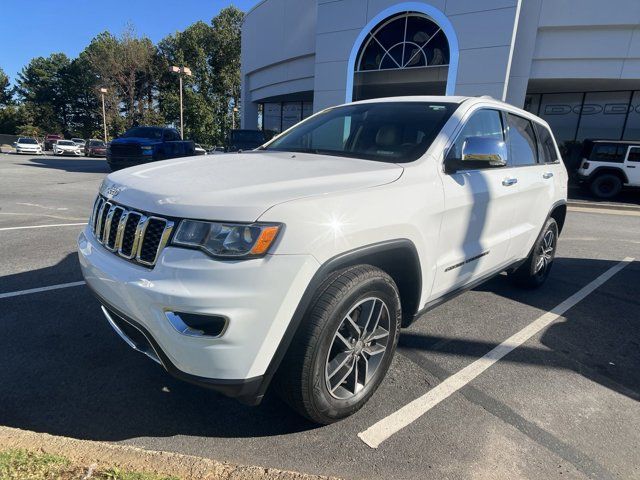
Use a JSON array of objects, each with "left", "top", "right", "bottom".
[
  {"left": 230, "top": 130, "right": 266, "bottom": 143},
  {"left": 122, "top": 127, "right": 163, "bottom": 139},
  {"left": 18, "top": 138, "right": 37, "bottom": 144},
  {"left": 264, "top": 102, "right": 456, "bottom": 163},
  {"left": 58, "top": 140, "right": 75, "bottom": 146},
  {"left": 89, "top": 140, "right": 105, "bottom": 147}
]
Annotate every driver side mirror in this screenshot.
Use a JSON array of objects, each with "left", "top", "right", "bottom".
[{"left": 445, "top": 136, "right": 508, "bottom": 173}]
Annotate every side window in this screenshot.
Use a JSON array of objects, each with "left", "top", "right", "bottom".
[
  {"left": 507, "top": 114, "right": 538, "bottom": 166},
  {"left": 164, "top": 129, "right": 180, "bottom": 141},
  {"left": 590, "top": 144, "right": 625, "bottom": 163},
  {"left": 628, "top": 147, "right": 640, "bottom": 162},
  {"left": 534, "top": 123, "right": 559, "bottom": 163},
  {"left": 447, "top": 109, "right": 504, "bottom": 163}
]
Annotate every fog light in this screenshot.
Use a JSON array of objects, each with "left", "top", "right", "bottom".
[{"left": 165, "top": 311, "right": 227, "bottom": 338}]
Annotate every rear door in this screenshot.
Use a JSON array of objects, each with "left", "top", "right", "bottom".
[
  {"left": 504, "top": 114, "right": 556, "bottom": 261},
  {"left": 623, "top": 146, "right": 640, "bottom": 186}
]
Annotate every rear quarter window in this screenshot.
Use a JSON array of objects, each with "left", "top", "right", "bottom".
[{"left": 590, "top": 144, "right": 625, "bottom": 163}]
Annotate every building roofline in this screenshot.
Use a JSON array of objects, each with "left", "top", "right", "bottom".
[{"left": 243, "top": 0, "right": 270, "bottom": 24}]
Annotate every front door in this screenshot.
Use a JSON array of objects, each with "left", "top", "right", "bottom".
[{"left": 431, "top": 108, "right": 518, "bottom": 299}]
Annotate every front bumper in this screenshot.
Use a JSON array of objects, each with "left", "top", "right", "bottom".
[
  {"left": 77, "top": 227, "right": 319, "bottom": 403},
  {"left": 16, "top": 148, "right": 42, "bottom": 154},
  {"left": 55, "top": 149, "right": 82, "bottom": 156}
]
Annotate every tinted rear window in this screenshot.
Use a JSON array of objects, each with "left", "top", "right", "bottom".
[{"left": 590, "top": 144, "right": 626, "bottom": 163}]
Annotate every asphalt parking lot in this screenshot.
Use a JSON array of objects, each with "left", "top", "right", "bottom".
[{"left": 1, "top": 153, "right": 639, "bottom": 480}]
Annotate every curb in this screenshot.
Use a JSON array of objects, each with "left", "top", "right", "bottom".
[
  {"left": 567, "top": 200, "right": 640, "bottom": 212},
  {"left": 0, "top": 426, "right": 340, "bottom": 480}
]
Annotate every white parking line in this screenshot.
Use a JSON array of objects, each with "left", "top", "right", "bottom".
[
  {"left": 0, "top": 281, "right": 86, "bottom": 299},
  {"left": 0, "top": 223, "right": 86, "bottom": 232},
  {"left": 358, "top": 256, "right": 635, "bottom": 449}
]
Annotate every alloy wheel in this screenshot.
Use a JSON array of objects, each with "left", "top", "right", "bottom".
[
  {"left": 324, "top": 297, "right": 390, "bottom": 400},
  {"left": 535, "top": 228, "right": 555, "bottom": 274}
]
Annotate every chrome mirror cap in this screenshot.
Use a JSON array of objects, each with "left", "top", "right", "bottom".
[{"left": 462, "top": 136, "right": 508, "bottom": 166}]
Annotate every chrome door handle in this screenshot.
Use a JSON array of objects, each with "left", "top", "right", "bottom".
[
  {"left": 502, "top": 177, "right": 518, "bottom": 186},
  {"left": 543, "top": 172, "right": 554, "bottom": 179}
]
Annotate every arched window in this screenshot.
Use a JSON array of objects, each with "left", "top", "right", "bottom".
[{"left": 356, "top": 12, "right": 450, "bottom": 72}]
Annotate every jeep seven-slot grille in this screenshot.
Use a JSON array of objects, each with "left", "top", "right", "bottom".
[{"left": 90, "top": 195, "right": 174, "bottom": 268}]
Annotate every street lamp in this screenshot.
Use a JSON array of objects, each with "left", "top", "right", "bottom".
[
  {"left": 170, "top": 65, "right": 192, "bottom": 139},
  {"left": 99, "top": 87, "right": 108, "bottom": 143},
  {"left": 232, "top": 106, "right": 239, "bottom": 130}
]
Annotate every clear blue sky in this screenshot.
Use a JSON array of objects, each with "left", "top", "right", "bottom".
[{"left": 0, "top": 0, "right": 257, "bottom": 84}]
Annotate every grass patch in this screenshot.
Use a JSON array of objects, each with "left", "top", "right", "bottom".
[{"left": 0, "top": 449, "right": 179, "bottom": 480}]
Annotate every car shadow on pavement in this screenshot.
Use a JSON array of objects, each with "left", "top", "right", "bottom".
[
  {"left": 400, "top": 257, "right": 640, "bottom": 403},
  {"left": 0, "top": 255, "right": 317, "bottom": 442},
  {"left": 1, "top": 255, "right": 637, "bottom": 443},
  {"left": 25, "top": 157, "right": 110, "bottom": 174}
]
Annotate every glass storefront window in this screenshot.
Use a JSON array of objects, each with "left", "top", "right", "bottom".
[
  {"left": 303, "top": 102, "right": 313, "bottom": 120},
  {"left": 623, "top": 91, "right": 640, "bottom": 141},
  {"left": 576, "top": 91, "right": 631, "bottom": 141},
  {"left": 282, "top": 102, "right": 302, "bottom": 131},
  {"left": 263, "top": 103, "right": 282, "bottom": 133},
  {"left": 261, "top": 101, "right": 314, "bottom": 134},
  {"left": 523, "top": 94, "right": 541, "bottom": 115},
  {"left": 537, "top": 93, "right": 583, "bottom": 147}
]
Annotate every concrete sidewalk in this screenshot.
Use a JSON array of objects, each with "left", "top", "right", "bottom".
[{"left": 0, "top": 426, "right": 340, "bottom": 480}]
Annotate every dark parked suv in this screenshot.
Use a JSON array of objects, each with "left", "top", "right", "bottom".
[{"left": 107, "top": 127, "right": 195, "bottom": 171}]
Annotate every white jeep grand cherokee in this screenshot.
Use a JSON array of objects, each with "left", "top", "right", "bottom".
[{"left": 78, "top": 96, "right": 568, "bottom": 423}]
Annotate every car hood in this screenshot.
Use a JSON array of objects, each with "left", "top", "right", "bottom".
[{"left": 103, "top": 151, "right": 403, "bottom": 221}]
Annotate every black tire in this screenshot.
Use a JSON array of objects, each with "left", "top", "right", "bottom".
[
  {"left": 510, "top": 217, "right": 558, "bottom": 289},
  {"left": 589, "top": 173, "right": 622, "bottom": 199},
  {"left": 275, "top": 265, "right": 401, "bottom": 424}
]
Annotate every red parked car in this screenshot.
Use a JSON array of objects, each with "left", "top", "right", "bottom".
[
  {"left": 84, "top": 139, "right": 107, "bottom": 157},
  {"left": 44, "top": 134, "right": 63, "bottom": 151}
]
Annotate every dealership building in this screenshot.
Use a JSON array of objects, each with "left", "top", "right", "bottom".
[{"left": 241, "top": 0, "right": 640, "bottom": 155}]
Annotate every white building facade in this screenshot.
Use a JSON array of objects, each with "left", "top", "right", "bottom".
[{"left": 241, "top": 0, "right": 640, "bottom": 159}]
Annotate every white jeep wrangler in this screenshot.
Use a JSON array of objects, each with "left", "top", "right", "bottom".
[
  {"left": 78, "top": 96, "right": 568, "bottom": 423},
  {"left": 577, "top": 140, "right": 640, "bottom": 199}
]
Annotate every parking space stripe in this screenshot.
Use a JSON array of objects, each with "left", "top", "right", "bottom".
[
  {"left": 0, "top": 281, "right": 86, "bottom": 299},
  {"left": 0, "top": 222, "right": 86, "bottom": 232},
  {"left": 358, "top": 256, "right": 635, "bottom": 449}
]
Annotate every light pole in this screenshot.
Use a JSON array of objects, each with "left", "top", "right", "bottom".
[
  {"left": 99, "top": 87, "right": 108, "bottom": 143},
  {"left": 232, "top": 106, "right": 239, "bottom": 130},
  {"left": 170, "top": 65, "right": 192, "bottom": 139}
]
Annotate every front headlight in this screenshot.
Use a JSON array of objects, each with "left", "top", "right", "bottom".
[{"left": 172, "top": 220, "right": 281, "bottom": 258}]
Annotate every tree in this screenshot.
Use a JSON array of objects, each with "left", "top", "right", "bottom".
[
  {"left": 210, "top": 6, "right": 244, "bottom": 136},
  {"left": 0, "top": 68, "right": 13, "bottom": 106},
  {"left": 157, "top": 21, "right": 218, "bottom": 144},
  {"left": 82, "top": 26, "right": 159, "bottom": 133},
  {"left": 15, "top": 53, "right": 71, "bottom": 134}
]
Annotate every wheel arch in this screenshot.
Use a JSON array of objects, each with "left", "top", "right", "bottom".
[
  {"left": 549, "top": 201, "right": 567, "bottom": 235},
  {"left": 256, "top": 239, "right": 422, "bottom": 400},
  {"left": 589, "top": 167, "right": 629, "bottom": 184}
]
